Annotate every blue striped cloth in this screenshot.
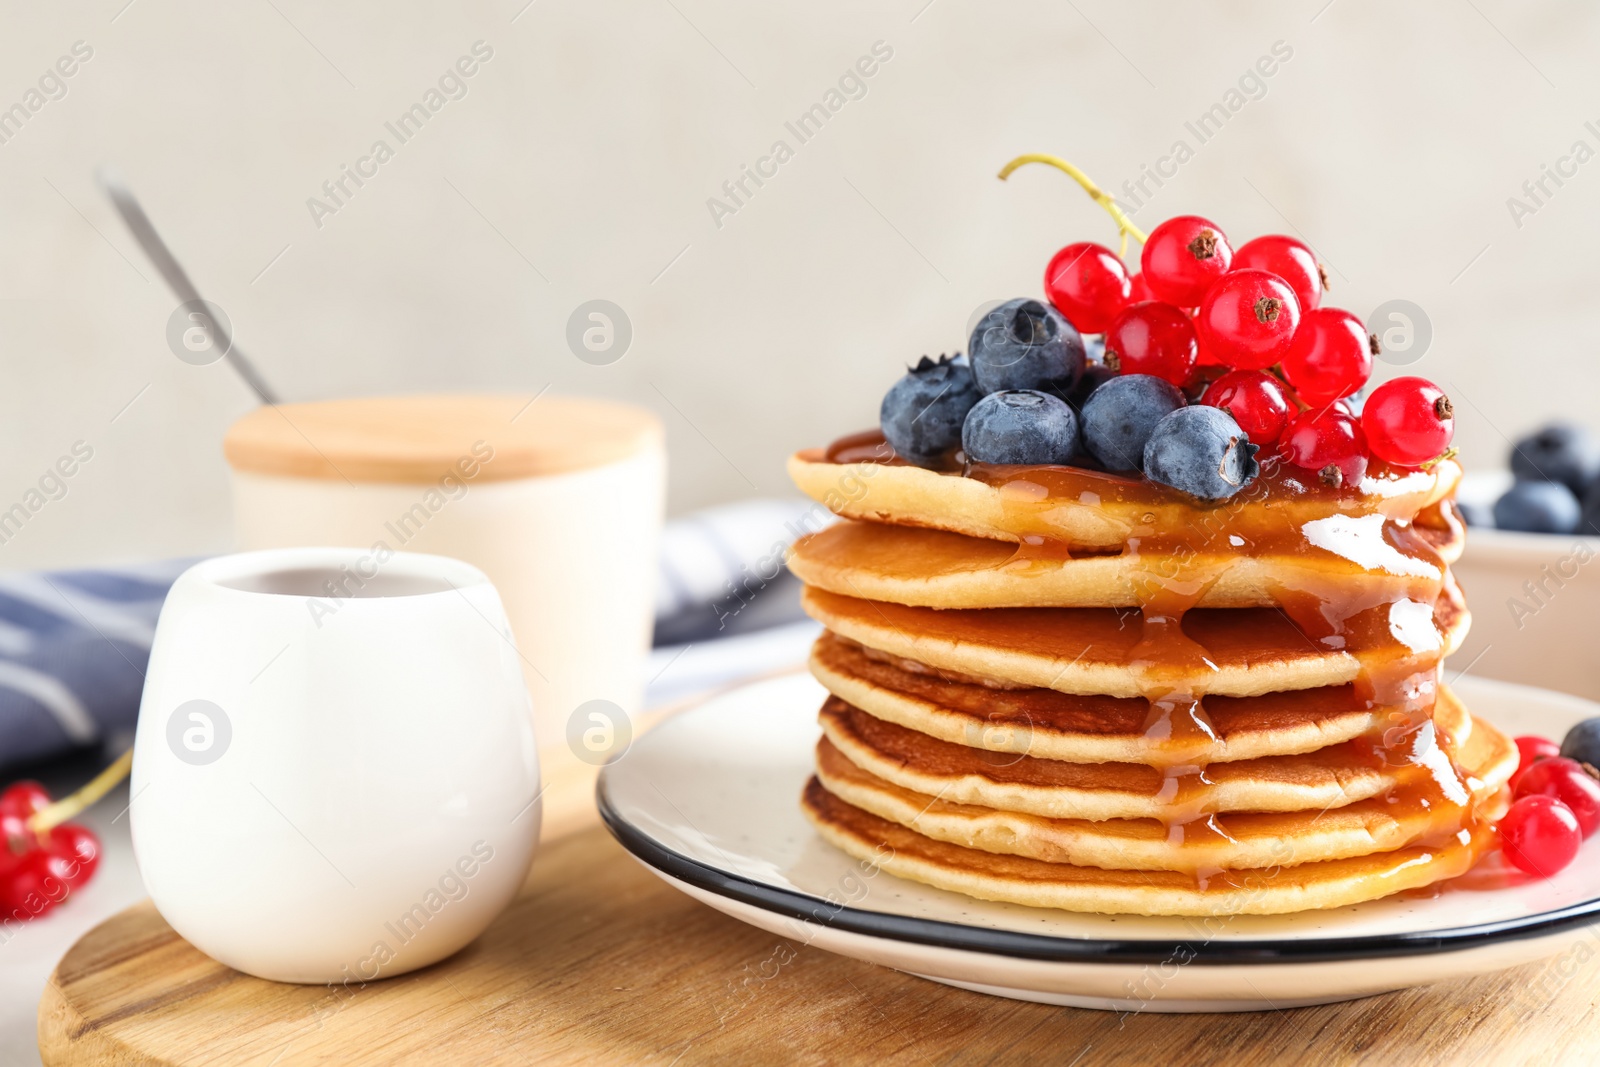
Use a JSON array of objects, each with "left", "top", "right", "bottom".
[
  {"left": 0, "top": 500, "right": 818, "bottom": 772},
  {"left": 0, "top": 558, "right": 194, "bottom": 770}
]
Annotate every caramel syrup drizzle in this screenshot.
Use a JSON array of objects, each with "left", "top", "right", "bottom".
[{"left": 819, "top": 429, "right": 1487, "bottom": 892}]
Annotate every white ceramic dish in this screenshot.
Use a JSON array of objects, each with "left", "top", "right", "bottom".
[
  {"left": 598, "top": 671, "right": 1600, "bottom": 1012},
  {"left": 1452, "top": 471, "right": 1600, "bottom": 700}
]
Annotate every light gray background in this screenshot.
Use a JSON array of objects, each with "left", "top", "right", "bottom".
[{"left": 0, "top": 0, "right": 1591, "bottom": 570}]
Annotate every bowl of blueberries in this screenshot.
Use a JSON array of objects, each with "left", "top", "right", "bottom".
[{"left": 1451, "top": 422, "right": 1600, "bottom": 702}]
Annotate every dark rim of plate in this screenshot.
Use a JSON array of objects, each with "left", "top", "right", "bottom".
[{"left": 597, "top": 775, "right": 1600, "bottom": 966}]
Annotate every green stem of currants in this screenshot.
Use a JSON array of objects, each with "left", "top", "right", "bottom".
[
  {"left": 997, "top": 154, "right": 1149, "bottom": 258},
  {"left": 28, "top": 749, "right": 131, "bottom": 837}
]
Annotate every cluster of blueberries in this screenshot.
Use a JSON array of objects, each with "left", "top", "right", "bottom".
[
  {"left": 1479, "top": 424, "right": 1600, "bottom": 535},
  {"left": 879, "top": 297, "right": 1260, "bottom": 501}
]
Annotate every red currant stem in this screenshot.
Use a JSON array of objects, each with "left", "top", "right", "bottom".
[
  {"left": 997, "top": 154, "right": 1149, "bottom": 258},
  {"left": 1418, "top": 446, "right": 1460, "bottom": 471},
  {"left": 28, "top": 749, "right": 131, "bottom": 836}
]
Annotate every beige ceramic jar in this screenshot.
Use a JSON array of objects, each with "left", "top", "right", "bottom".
[{"left": 223, "top": 394, "right": 665, "bottom": 786}]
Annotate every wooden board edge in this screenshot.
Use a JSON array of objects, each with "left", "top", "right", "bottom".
[{"left": 38, "top": 964, "right": 169, "bottom": 1067}]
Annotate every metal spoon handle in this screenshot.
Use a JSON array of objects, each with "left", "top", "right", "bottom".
[{"left": 96, "top": 166, "right": 281, "bottom": 406}]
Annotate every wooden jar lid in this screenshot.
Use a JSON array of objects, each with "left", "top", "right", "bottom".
[{"left": 224, "top": 394, "right": 663, "bottom": 484}]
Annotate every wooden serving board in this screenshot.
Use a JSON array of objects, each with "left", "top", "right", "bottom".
[{"left": 39, "top": 795, "right": 1600, "bottom": 1067}]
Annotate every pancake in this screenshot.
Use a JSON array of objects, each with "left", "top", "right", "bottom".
[
  {"left": 801, "top": 777, "right": 1504, "bottom": 916},
  {"left": 789, "top": 446, "right": 1463, "bottom": 551},
  {"left": 814, "top": 709, "right": 1513, "bottom": 872},
  {"left": 802, "top": 586, "right": 1470, "bottom": 699},
  {"left": 812, "top": 633, "right": 1406, "bottom": 765},
  {"left": 789, "top": 425, "right": 1500, "bottom": 916},
  {"left": 789, "top": 519, "right": 1458, "bottom": 611},
  {"left": 817, "top": 691, "right": 1479, "bottom": 821}
]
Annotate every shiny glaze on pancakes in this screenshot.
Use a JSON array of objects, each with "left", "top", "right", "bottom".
[
  {"left": 802, "top": 777, "right": 1503, "bottom": 916},
  {"left": 811, "top": 632, "right": 1398, "bottom": 765}
]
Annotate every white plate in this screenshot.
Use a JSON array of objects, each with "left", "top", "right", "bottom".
[{"left": 598, "top": 672, "right": 1600, "bottom": 1012}]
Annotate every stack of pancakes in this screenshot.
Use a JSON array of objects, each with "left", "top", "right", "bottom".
[{"left": 786, "top": 434, "right": 1515, "bottom": 916}]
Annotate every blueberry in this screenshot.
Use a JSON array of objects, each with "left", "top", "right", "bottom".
[
  {"left": 879, "top": 354, "right": 981, "bottom": 468},
  {"left": 961, "top": 390, "right": 1079, "bottom": 465},
  {"left": 1561, "top": 718, "right": 1600, "bottom": 769},
  {"left": 1582, "top": 484, "right": 1600, "bottom": 537},
  {"left": 1511, "top": 422, "right": 1600, "bottom": 495},
  {"left": 1143, "top": 406, "right": 1261, "bottom": 500},
  {"left": 1080, "top": 374, "right": 1185, "bottom": 471},
  {"left": 969, "top": 298, "right": 1085, "bottom": 400},
  {"left": 1492, "top": 480, "right": 1580, "bottom": 534}
]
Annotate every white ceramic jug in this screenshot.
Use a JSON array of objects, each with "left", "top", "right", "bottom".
[{"left": 130, "top": 547, "right": 541, "bottom": 984}]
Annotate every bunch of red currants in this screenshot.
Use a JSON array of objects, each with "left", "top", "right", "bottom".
[
  {"left": 0, "top": 780, "right": 100, "bottom": 921},
  {"left": 1044, "top": 217, "right": 1454, "bottom": 488},
  {"left": 1502, "top": 736, "right": 1600, "bottom": 878}
]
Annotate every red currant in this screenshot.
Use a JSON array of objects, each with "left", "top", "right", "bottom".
[
  {"left": 1514, "top": 756, "right": 1600, "bottom": 837},
  {"left": 1511, "top": 735, "right": 1562, "bottom": 790},
  {"left": 1362, "top": 377, "right": 1454, "bottom": 467},
  {"left": 1232, "top": 235, "right": 1325, "bottom": 313},
  {"left": 1044, "top": 243, "right": 1130, "bottom": 334},
  {"left": 1196, "top": 269, "right": 1301, "bottom": 370},
  {"left": 47, "top": 823, "right": 100, "bottom": 887},
  {"left": 1201, "top": 370, "right": 1292, "bottom": 446},
  {"left": 1500, "top": 794, "right": 1582, "bottom": 878},
  {"left": 1127, "top": 272, "right": 1154, "bottom": 304},
  {"left": 1280, "top": 308, "right": 1373, "bottom": 405},
  {"left": 0, "top": 781, "right": 51, "bottom": 818},
  {"left": 0, "top": 781, "right": 50, "bottom": 848},
  {"left": 1140, "top": 216, "right": 1233, "bottom": 307},
  {"left": 1280, "top": 406, "right": 1368, "bottom": 488},
  {"left": 1103, "top": 301, "right": 1197, "bottom": 386},
  {"left": 0, "top": 849, "right": 65, "bottom": 919}
]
